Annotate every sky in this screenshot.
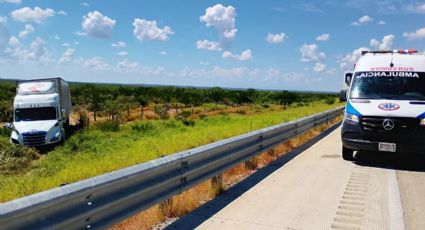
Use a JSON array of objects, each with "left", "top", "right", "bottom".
[{"left": 1, "top": 0, "right": 425, "bottom": 92}]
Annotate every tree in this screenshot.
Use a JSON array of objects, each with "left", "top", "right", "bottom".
[
  {"left": 103, "top": 100, "right": 122, "bottom": 121},
  {"left": 116, "top": 95, "right": 136, "bottom": 116},
  {"left": 136, "top": 96, "right": 148, "bottom": 120}
]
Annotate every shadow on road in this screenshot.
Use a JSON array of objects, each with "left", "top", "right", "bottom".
[
  {"left": 165, "top": 122, "right": 342, "bottom": 229},
  {"left": 355, "top": 150, "right": 425, "bottom": 172}
]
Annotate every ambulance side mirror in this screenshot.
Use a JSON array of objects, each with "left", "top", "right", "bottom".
[{"left": 345, "top": 72, "right": 353, "bottom": 86}]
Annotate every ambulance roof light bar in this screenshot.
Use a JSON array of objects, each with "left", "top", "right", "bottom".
[{"left": 361, "top": 49, "right": 418, "bottom": 55}]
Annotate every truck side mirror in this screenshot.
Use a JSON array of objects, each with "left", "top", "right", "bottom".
[
  {"left": 3, "top": 123, "right": 14, "bottom": 131},
  {"left": 61, "top": 109, "right": 66, "bottom": 118},
  {"left": 345, "top": 72, "right": 353, "bottom": 86},
  {"left": 339, "top": 90, "right": 347, "bottom": 102}
]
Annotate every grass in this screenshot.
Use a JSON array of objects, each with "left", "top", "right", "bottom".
[{"left": 0, "top": 102, "right": 342, "bottom": 202}]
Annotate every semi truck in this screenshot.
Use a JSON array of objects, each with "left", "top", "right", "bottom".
[
  {"left": 341, "top": 49, "right": 425, "bottom": 160},
  {"left": 5, "top": 78, "right": 72, "bottom": 147}
]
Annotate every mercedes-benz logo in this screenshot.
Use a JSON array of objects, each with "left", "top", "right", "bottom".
[{"left": 382, "top": 118, "right": 395, "bottom": 131}]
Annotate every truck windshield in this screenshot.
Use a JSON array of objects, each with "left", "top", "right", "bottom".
[
  {"left": 350, "top": 72, "right": 425, "bottom": 100},
  {"left": 15, "top": 107, "right": 57, "bottom": 122}
]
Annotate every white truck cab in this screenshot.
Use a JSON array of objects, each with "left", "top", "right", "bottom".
[
  {"left": 341, "top": 49, "right": 425, "bottom": 160},
  {"left": 8, "top": 78, "right": 71, "bottom": 147}
]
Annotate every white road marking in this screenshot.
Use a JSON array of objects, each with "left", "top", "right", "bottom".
[{"left": 387, "top": 169, "right": 405, "bottom": 230}]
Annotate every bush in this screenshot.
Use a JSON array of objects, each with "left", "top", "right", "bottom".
[
  {"left": 96, "top": 121, "right": 120, "bottom": 132},
  {"left": 0, "top": 127, "right": 11, "bottom": 137},
  {"left": 181, "top": 119, "right": 195, "bottom": 127},
  {"left": 180, "top": 110, "right": 192, "bottom": 119},
  {"left": 199, "top": 114, "right": 208, "bottom": 120},
  {"left": 324, "top": 97, "right": 336, "bottom": 105},
  {"left": 131, "top": 122, "right": 154, "bottom": 133},
  {"left": 0, "top": 142, "right": 40, "bottom": 174}
]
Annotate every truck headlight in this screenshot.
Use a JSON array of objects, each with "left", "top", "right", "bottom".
[
  {"left": 421, "top": 118, "right": 425, "bottom": 126},
  {"left": 345, "top": 113, "right": 360, "bottom": 123},
  {"left": 50, "top": 131, "right": 61, "bottom": 142}
]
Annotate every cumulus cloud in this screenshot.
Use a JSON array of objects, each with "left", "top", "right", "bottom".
[
  {"left": 18, "top": 24, "right": 34, "bottom": 38},
  {"left": 370, "top": 34, "right": 394, "bottom": 50},
  {"left": 111, "top": 41, "right": 126, "bottom": 48},
  {"left": 199, "top": 4, "right": 237, "bottom": 49},
  {"left": 117, "top": 59, "right": 139, "bottom": 71},
  {"left": 316, "top": 33, "right": 330, "bottom": 41},
  {"left": 159, "top": 51, "right": 168, "bottom": 55},
  {"left": 10, "top": 7, "right": 56, "bottom": 23},
  {"left": 196, "top": 39, "right": 222, "bottom": 51},
  {"left": 378, "top": 20, "right": 386, "bottom": 25},
  {"left": 266, "top": 32, "right": 287, "bottom": 44},
  {"left": 62, "top": 42, "right": 70, "bottom": 47},
  {"left": 351, "top": 15, "right": 373, "bottom": 26},
  {"left": 5, "top": 36, "right": 51, "bottom": 63},
  {"left": 222, "top": 49, "right": 252, "bottom": 61},
  {"left": 339, "top": 47, "right": 370, "bottom": 71},
  {"left": 0, "top": 17, "right": 9, "bottom": 51},
  {"left": 80, "top": 2, "right": 89, "bottom": 7},
  {"left": 132, "top": 18, "right": 173, "bottom": 42},
  {"left": 300, "top": 44, "right": 325, "bottom": 62},
  {"left": 117, "top": 51, "right": 128, "bottom": 56},
  {"left": 403, "top": 27, "right": 425, "bottom": 40},
  {"left": 81, "top": 56, "right": 110, "bottom": 70},
  {"left": 59, "top": 48, "right": 75, "bottom": 64},
  {"left": 81, "top": 11, "right": 116, "bottom": 38},
  {"left": 313, "top": 63, "right": 326, "bottom": 72}
]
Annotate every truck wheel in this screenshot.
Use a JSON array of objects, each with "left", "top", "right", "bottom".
[{"left": 342, "top": 146, "right": 354, "bottom": 161}]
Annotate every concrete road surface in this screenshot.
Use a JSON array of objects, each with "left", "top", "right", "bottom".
[{"left": 167, "top": 125, "right": 425, "bottom": 230}]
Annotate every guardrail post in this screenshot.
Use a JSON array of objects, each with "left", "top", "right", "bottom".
[{"left": 212, "top": 173, "right": 224, "bottom": 196}]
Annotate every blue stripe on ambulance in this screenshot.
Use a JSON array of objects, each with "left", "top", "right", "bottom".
[{"left": 346, "top": 101, "right": 362, "bottom": 116}]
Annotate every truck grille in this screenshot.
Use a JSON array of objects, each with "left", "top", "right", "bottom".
[
  {"left": 22, "top": 131, "right": 47, "bottom": 146},
  {"left": 360, "top": 116, "right": 419, "bottom": 136}
]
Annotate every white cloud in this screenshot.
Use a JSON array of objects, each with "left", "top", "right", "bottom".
[
  {"left": 370, "top": 34, "right": 394, "bottom": 50},
  {"left": 222, "top": 49, "right": 252, "bottom": 61},
  {"left": 117, "top": 59, "right": 139, "bottom": 71},
  {"left": 351, "top": 15, "right": 373, "bottom": 26},
  {"left": 403, "top": 27, "right": 425, "bottom": 40},
  {"left": 418, "top": 3, "right": 425, "bottom": 12},
  {"left": 111, "top": 41, "right": 126, "bottom": 48},
  {"left": 0, "top": 16, "right": 6, "bottom": 24},
  {"left": 378, "top": 20, "right": 386, "bottom": 25},
  {"left": 62, "top": 42, "right": 70, "bottom": 47},
  {"left": 196, "top": 39, "right": 222, "bottom": 51},
  {"left": 339, "top": 47, "right": 370, "bottom": 71},
  {"left": 54, "top": 34, "right": 60, "bottom": 40},
  {"left": 8, "top": 35, "right": 19, "bottom": 47},
  {"left": 300, "top": 44, "right": 325, "bottom": 62},
  {"left": 200, "top": 4, "right": 237, "bottom": 48},
  {"left": 59, "top": 48, "right": 75, "bottom": 64},
  {"left": 81, "top": 11, "right": 116, "bottom": 39},
  {"left": 117, "top": 51, "right": 128, "bottom": 56},
  {"left": 80, "top": 2, "right": 89, "bottom": 7},
  {"left": 132, "top": 18, "right": 173, "bottom": 42},
  {"left": 313, "top": 63, "right": 326, "bottom": 72},
  {"left": 200, "top": 61, "right": 210, "bottom": 66},
  {"left": 159, "top": 51, "right": 168, "bottom": 55},
  {"left": 81, "top": 57, "right": 110, "bottom": 70},
  {"left": 57, "top": 10, "right": 67, "bottom": 16},
  {"left": 266, "top": 32, "right": 287, "bottom": 44},
  {"left": 10, "top": 7, "right": 56, "bottom": 23},
  {"left": 5, "top": 36, "right": 51, "bottom": 63},
  {"left": 2, "top": 0, "right": 21, "bottom": 4},
  {"left": 316, "top": 33, "right": 330, "bottom": 41},
  {"left": 18, "top": 24, "right": 34, "bottom": 38}
]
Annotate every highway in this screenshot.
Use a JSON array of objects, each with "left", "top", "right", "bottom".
[{"left": 167, "top": 125, "right": 425, "bottom": 230}]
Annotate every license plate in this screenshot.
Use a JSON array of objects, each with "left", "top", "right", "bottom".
[{"left": 378, "top": 142, "right": 396, "bottom": 152}]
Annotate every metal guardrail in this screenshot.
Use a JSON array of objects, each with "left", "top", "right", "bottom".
[{"left": 0, "top": 107, "right": 344, "bottom": 230}]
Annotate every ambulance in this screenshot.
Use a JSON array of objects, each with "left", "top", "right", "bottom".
[{"left": 341, "top": 49, "right": 425, "bottom": 160}]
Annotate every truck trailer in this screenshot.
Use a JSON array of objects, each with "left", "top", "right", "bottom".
[
  {"left": 341, "top": 49, "right": 425, "bottom": 160},
  {"left": 6, "top": 78, "right": 72, "bottom": 147}
]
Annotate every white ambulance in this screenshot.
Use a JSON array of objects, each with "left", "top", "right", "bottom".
[{"left": 341, "top": 49, "right": 425, "bottom": 160}]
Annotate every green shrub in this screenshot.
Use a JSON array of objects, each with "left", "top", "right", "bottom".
[
  {"left": 199, "top": 114, "right": 208, "bottom": 120},
  {"left": 0, "top": 142, "right": 40, "bottom": 175},
  {"left": 180, "top": 110, "right": 192, "bottom": 119},
  {"left": 131, "top": 122, "right": 154, "bottom": 133},
  {"left": 324, "top": 97, "right": 336, "bottom": 105},
  {"left": 0, "top": 127, "right": 11, "bottom": 137},
  {"left": 96, "top": 121, "right": 120, "bottom": 132}
]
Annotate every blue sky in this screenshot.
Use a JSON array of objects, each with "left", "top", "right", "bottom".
[{"left": 0, "top": 0, "right": 425, "bottom": 91}]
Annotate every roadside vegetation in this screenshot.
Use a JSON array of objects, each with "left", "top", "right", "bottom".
[{"left": 0, "top": 80, "right": 340, "bottom": 202}]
